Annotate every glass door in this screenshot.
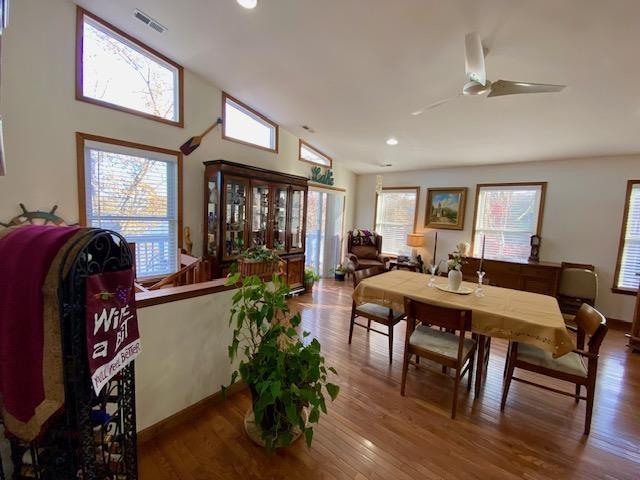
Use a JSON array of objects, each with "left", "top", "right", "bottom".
[
  {"left": 305, "top": 189, "right": 345, "bottom": 277},
  {"left": 271, "top": 185, "right": 288, "bottom": 254},
  {"left": 250, "top": 181, "right": 270, "bottom": 248},
  {"left": 288, "top": 187, "right": 306, "bottom": 253},
  {"left": 206, "top": 176, "right": 219, "bottom": 257},
  {"left": 223, "top": 176, "right": 249, "bottom": 260}
]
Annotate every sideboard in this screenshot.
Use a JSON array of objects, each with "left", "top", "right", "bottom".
[{"left": 462, "top": 257, "right": 562, "bottom": 297}]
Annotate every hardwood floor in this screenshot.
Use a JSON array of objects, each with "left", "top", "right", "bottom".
[{"left": 139, "top": 279, "right": 640, "bottom": 479}]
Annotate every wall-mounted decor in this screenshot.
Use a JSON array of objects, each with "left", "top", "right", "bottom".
[
  {"left": 425, "top": 187, "right": 467, "bottom": 230},
  {"left": 310, "top": 166, "right": 334, "bottom": 186},
  {"left": 0, "top": 204, "right": 71, "bottom": 228}
]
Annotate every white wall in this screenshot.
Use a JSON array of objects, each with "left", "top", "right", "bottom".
[
  {"left": 0, "top": 0, "right": 356, "bottom": 257},
  {"left": 135, "top": 289, "right": 237, "bottom": 431},
  {"left": 355, "top": 156, "right": 640, "bottom": 322}
]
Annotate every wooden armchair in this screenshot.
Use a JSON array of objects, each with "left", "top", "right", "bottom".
[
  {"left": 501, "top": 303, "right": 608, "bottom": 435},
  {"left": 346, "top": 230, "right": 389, "bottom": 271}
]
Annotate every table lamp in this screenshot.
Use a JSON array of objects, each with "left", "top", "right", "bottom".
[{"left": 406, "top": 233, "right": 424, "bottom": 261}]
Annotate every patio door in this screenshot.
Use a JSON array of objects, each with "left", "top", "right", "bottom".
[{"left": 305, "top": 188, "right": 345, "bottom": 278}]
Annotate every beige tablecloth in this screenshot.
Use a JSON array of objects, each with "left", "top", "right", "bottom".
[{"left": 353, "top": 270, "right": 574, "bottom": 357}]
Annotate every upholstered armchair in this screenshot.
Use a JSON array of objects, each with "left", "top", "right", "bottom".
[{"left": 346, "top": 230, "right": 389, "bottom": 272}]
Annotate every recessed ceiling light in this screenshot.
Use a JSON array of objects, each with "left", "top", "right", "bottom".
[
  {"left": 386, "top": 138, "right": 398, "bottom": 146},
  {"left": 237, "top": 0, "right": 258, "bottom": 9}
]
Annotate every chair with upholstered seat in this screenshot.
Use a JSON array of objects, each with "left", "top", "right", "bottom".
[
  {"left": 349, "top": 266, "right": 404, "bottom": 363},
  {"left": 346, "top": 230, "right": 389, "bottom": 271},
  {"left": 400, "top": 298, "right": 478, "bottom": 419},
  {"left": 501, "top": 303, "right": 608, "bottom": 435},
  {"left": 558, "top": 263, "right": 598, "bottom": 326}
]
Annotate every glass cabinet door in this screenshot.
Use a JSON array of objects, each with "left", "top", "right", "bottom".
[
  {"left": 250, "top": 182, "right": 270, "bottom": 248},
  {"left": 271, "top": 185, "right": 288, "bottom": 253},
  {"left": 223, "top": 177, "right": 248, "bottom": 260},
  {"left": 206, "top": 178, "right": 219, "bottom": 257},
  {"left": 289, "top": 187, "right": 306, "bottom": 252}
]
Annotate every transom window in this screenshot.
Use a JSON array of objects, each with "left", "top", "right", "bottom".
[
  {"left": 76, "top": 7, "right": 183, "bottom": 126},
  {"left": 222, "top": 93, "right": 278, "bottom": 152},
  {"left": 299, "top": 140, "right": 332, "bottom": 168},
  {"left": 614, "top": 180, "right": 640, "bottom": 292},
  {"left": 472, "top": 183, "right": 546, "bottom": 261},
  {"left": 78, "top": 134, "right": 182, "bottom": 278},
  {"left": 374, "top": 187, "right": 419, "bottom": 255}
]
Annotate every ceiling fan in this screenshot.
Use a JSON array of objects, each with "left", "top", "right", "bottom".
[{"left": 412, "top": 32, "right": 566, "bottom": 115}]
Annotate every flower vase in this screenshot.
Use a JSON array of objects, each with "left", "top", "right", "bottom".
[{"left": 448, "top": 268, "right": 462, "bottom": 291}]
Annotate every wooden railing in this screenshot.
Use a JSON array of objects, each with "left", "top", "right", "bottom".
[{"left": 147, "top": 253, "right": 211, "bottom": 291}]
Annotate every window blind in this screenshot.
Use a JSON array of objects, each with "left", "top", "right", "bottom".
[
  {"left": 472, "top": 184, "right": 544, "bottom": 261},
  {"left": 84, "top": 140, "right": 179, "bottom": 278},
  {"left": 616, "top": 183, "right": 640, "bottom": 290},
  {"left": 375, "top": 189, "right": 417, "bottom": 255}
]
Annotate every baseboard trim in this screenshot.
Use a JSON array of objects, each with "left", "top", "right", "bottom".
[
  {"left": 137, "top": 381, "right": 247, "bottom": 444},
  {"left": 607, "top": 317, "right": 631, "bottom": 331}
]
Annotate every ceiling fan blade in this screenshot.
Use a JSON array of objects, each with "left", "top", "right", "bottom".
[
  {"left": 411, "top": 96, "right": 462, "bottom": 116},
  {"left": 465, "top": 32, "right": 486, "bottom": 85},
  {"left": 488, "top": 80, "right": 566, "bottom": 97}
]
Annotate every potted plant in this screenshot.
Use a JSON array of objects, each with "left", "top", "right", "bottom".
[
  {"left": 303, "top": 267, "right": 320, "bottom": 292},
  {"left": 223, "top": 274, "right": 340, "bottom": 450},
  {"left": 237, "top": 246, "right": 280, "bottom": 279},
  {"left": 333, "top": 264, "right": 348, "bottom": 281}
]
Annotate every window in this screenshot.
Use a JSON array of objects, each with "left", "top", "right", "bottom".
[
  {"left": 614, "top": 180, "right": 640, "bottom": 293},
  {"left": 76, "top": 7, "right": 183, "bottom": 126},
  {"left": 374, "top": 187, "right": 419, "bottom": 255},
  {"left": 77, "top": 133, "right": 182, "bottom": 278},
  {"left": 472, "top": 183, "right": 546, "bottom": 261},
  {"left": 222, "top": 92, "right": 278, "bottom": 152},
  {"left": 299, "top": 140, "right": 332, "bottom": 168}
]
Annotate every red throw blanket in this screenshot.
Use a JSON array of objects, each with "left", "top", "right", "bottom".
[{"left": 0, "top": 225, "right": 82, "bottom": 441}]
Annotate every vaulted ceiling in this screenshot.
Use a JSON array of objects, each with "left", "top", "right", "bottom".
[{"left": 76, "top": 0, "right": 640, "bottom": 173}]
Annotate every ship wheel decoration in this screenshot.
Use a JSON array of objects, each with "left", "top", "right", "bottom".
[{"left": 0, "top": 203, "right": 71, "bottom": 227}]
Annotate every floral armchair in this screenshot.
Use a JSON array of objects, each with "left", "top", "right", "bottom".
[{"left": 346, "top": 229, "right": 389, "bottom": 272}]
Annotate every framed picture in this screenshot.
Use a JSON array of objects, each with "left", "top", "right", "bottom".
[{"left": 424, "top": 187, "right": 467, "bottom": 230}]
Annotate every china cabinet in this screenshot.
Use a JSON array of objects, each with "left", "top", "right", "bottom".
[{"left": 203, "top": 160, "right": 308, "bottom": 290}]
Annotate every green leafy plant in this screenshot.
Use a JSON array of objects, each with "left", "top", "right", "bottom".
[
  {"left": 223, "top": 273, "right": 339, "bottom": 450},
  {"left": 304, "top": 267, "right": 320, "bottom": 282},
  {"left": 334, "top": 264, "right": 348, "bottom": 274},
  {"left": 239, "top": 246, "right": 280, "bottom": 263}
]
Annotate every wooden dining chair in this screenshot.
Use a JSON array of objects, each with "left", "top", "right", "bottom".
[
  {"left": 400, "top": 298, "right": 478, "bottom": 419},
  {"left": 501, "top": 304, "right": 608, "bottom": 435},
  {"left": 349, "top": 266, "right": 405, "bottom": 363}
]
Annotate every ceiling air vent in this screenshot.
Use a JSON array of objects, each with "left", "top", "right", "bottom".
[{"left": 133, "top": 9, "right": 167, "bottom": 34}]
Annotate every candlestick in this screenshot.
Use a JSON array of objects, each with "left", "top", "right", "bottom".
[
  {"left": 479, "top": 234, "right": 486, "bottom": 273},
  {"left": 433, "top": 231, "right": 438, "bottom": 265}
]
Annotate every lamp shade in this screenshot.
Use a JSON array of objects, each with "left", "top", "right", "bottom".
[{"left": 406, "top": 233, "right": 424, "bottom": 248}]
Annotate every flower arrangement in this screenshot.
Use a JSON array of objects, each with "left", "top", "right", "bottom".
[{"left": 447, "top": 249, "right": 467, "bottom": 271}]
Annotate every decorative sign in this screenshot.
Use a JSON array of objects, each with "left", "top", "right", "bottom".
[
  {"left": 86, "top": 269, "right": 141, "bottom": 395},
  {"left": 310, "top": 166, "right": 335, "bottom": 186}
]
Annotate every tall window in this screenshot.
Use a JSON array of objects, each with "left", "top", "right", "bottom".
[
  {"left": 76, "top": 7, "right": 183, "bottom": 126},
  {"left": 472, "top": 183, "right": 546, "bottom": 261},
  {"left": 614, "top": 181, "right": 640, "bottom": 292},
  {"left": 299, "top": 140, "right": 332, "bottom": 168},
  {"left": 222, "top": 92, "right": 279, "bottom": 152},
  {"left": 78, "top": 134, "right": 182, "bottom": 278},
  {"left": 374, "top": 187, "right": 419, "bottom": 255}
]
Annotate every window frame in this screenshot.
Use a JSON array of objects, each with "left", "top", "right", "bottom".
[
  {"left": 221, "top": 92, "right": 279, "bottom": 153},
  {"left": 75, "top": 7, "right": 185, "bottom": 128},
  {"left": 76, "top": 132, "right": 183, "bottom": 278},
  {"left": 373, "top": 186, "right": 420, "bottom": 256},
  {"left": 613, "top": 179, "right": 640, "bottom": 295},
  {"left": 299, "top": 140, "right": 333, "bottom": 168},
  {"left": 471, "top": 182, "right": 547, "bottom": 261}
]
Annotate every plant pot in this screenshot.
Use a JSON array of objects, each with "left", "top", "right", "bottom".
[
  {"left": 303, "top": 278, "right": 315, "bottom": 293},
  {"left": 334, "top": 272, "right": 346, "bottom": 281},
  {"left": 448, "top": 268, "right": 462, "bottom": 291},
  {"left": 244, "top": 406, "right": 308, "bottom": 448}
]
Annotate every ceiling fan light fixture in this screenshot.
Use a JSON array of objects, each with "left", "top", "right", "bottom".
[
  {"left": 462, "top": 80, "right": 491, "bottom": 96},
  {"left": 237, "top": 0, "right": 258, "bottom": 9}
]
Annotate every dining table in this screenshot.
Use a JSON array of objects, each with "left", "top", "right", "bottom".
[{"left": 352, "top": 269, "right": 575, "bottom": 394}]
